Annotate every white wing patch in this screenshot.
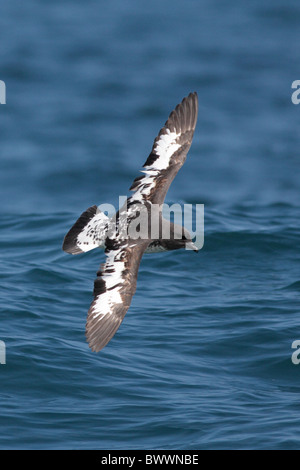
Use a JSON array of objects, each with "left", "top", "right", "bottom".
[
  {"left": 85, "top": 240, "right": 147, "bottom": 352},
  {"left": 90, "top": 248, "right": 125, "bottom": 320},
  {"left": 130, "top": 129, "right": 181, "bottom": 203},
  {"left": 150, "top": 129, "right": 181, "bottom": 170},
  {"left": 129, "top": 92, "right": 198, "bottom": 208},
  {"left": 132, "top": 169, "right": 158, "bottom": 202}
]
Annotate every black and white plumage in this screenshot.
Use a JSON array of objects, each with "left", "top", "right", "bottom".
[
  {"left": 63, "top": 205, "right": 109, "bottom": 254},
  {"left": 63, "top": 92, "right": 199, "bottom": 352}
]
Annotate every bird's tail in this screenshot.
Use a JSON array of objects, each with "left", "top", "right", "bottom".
[{"left": 62, "top": 205, "right": 109, "bottom": 255}]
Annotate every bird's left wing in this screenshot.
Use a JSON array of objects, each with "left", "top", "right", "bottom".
[
  {"left": 86, "top": 239, "right": 148, "bottom": 352},
  {"left": 129, "top": 92, "right": 198, "bottom": 205}
]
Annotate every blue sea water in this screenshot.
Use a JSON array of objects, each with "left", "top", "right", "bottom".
[{"left": 1, "top": 0, "right": 300, "bottom": 450}]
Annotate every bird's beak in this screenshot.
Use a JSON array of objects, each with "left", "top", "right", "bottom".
[{"left": 185, "top": 241, "right": 199, "bottom": 252}]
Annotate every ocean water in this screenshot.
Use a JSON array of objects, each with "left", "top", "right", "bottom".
[{"left": 1, "top": 0, "right": 300, "bottom": 450}]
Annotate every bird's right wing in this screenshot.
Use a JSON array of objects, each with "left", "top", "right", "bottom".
[{"left": 86, "top": 239, "right": 148, "bottom": 352}]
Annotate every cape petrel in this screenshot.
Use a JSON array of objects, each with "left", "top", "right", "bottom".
[{"left": 63, "top": 92, "right": 199, "bottom": 352}]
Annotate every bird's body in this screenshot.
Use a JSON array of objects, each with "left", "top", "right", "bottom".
[{"left": 63, "top": 92, "right": 199, "bottom": 352}]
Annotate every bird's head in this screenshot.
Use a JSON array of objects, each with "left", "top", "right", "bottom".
[{"left": 170, "top": 224, "right": 199, "bottom": 252}]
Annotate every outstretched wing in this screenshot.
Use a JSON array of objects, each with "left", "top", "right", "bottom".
[
  {"left": 86, "top": 239, "right": 148, "bottom": 352},
  {"left": 129, "top": 92, "right": 198, "bottom": 205}
]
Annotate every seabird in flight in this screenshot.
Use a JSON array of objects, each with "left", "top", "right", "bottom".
[{"left": 63, "top": 92, "right": 199, "bottom": 352}]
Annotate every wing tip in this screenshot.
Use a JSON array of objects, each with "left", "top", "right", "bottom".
[
  {"left": 142, "top": 92, "right": 198, "bottom": 169},
  {"left": 85, "top": 305, "right": 124, "bottom": 353},
  {"left": 167, "top": 91, "right": 198, "bottom": 135}
]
